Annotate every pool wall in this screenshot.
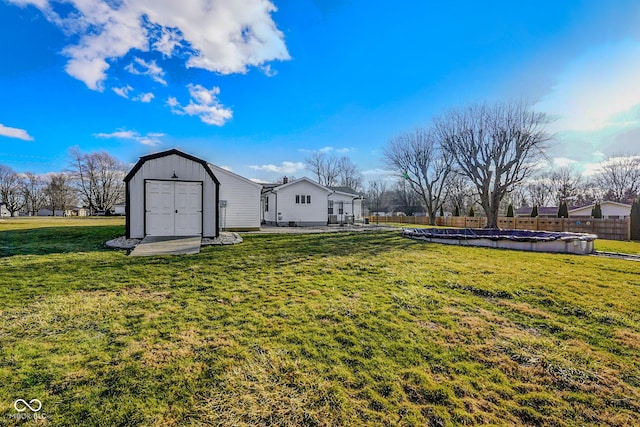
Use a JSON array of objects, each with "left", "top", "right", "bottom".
[{"left": 402, "top": 228, "right": 597, "bottom": 255}]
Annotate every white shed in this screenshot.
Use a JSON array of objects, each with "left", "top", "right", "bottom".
[
  {"left": 209, "top": 164, "right": 262, "bottom": 231},
  {"left": 124, "top": 149, "right": 220, "bottom": 239}
]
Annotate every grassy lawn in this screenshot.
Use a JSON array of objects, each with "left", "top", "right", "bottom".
[{"left": 0, "top": 218, "right": 639, "bottom": 426}]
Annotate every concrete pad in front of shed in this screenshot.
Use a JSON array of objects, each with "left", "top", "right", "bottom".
[{"left": 129, "top": 236, "right": 202, "bottom": 256}]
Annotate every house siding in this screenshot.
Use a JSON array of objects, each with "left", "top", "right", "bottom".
[
  {"left": 329, "top": 192, "right": 363, "bottom": 223},
  {"left": 266, "top": 180, "right": 330, "bottom": 226},
  {"left": 209, "top": 164, "right": 261, "bottom": 230}
]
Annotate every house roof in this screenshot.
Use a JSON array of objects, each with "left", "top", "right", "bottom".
[
  {"left": 263, "top": 177, "right": 364, "bottom": 199},
  {"left": 515, "top": 206, "right": 560, "bottom": 216},
  {"left": 328, "top": 186, "right": 363, "bottom": 197},
  {"left": 268, "top": 177, "right": 332, "bottom": 193},
  {"left": 123, "top": 148, "right": 220, "bottom": 185},
  {"left": 208, "top": 163, "right": 263, "bottom": 189}
]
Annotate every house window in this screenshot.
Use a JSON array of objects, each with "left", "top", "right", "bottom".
[
  {"left": 328, "top": 200, "right": 334, "bottom": 214},
  {"left": 338, "top": 201, "right": 344, "bottom": 214},
  {"left": 296, "top": 195, "right": 311, "bottom": 204},
  {"left": 265, "top": 196, "right": 269, "bottom": 212}
]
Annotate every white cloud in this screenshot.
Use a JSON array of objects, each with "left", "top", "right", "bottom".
[
  {"left": 168, "top": 84, "right": 232, "bottom": 126},
  {"left": 125, "top": 57, "right": 167, "bottom": 86},
  {"left": 0, "top": 124, "right": 34, "bottom": 141},
  {"left": 249, "top": 161, "right": 306, "bottom": 174},
  {"left": 152, "top": 27, "right": 183, "bottom": 57},
  {"left": 8, "top": 0, "right": 290, "bottom": 90},
  {"left": 133, "top": 92, "right": 155, "bottom": 103},
  {"left": 95, "top": 129, "right": 165, "bottom": 146},
  {"left": 552, "top": 157, "right": 579, "bottom": 168},
  {"left": 362, "top": 168, "right": 394, "bottom": 177},
  {"left": 113, "top": 85, "right": 133, "bottom": 98},
  {"left": 536, "top": 40, "right": 640, "bottom": 133}
]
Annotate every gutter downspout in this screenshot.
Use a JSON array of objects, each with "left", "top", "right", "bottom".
[{"left": 274, "top": 190, "right": 279, "bottom": 227}]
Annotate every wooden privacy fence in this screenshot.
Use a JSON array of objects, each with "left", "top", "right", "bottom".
[{"left": 368, "top": 215, "right": 631, "bottom": 241}]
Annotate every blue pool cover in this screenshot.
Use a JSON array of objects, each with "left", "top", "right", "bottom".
[{"left": 402, "top": 228, "right": 597, "bottom": 242}]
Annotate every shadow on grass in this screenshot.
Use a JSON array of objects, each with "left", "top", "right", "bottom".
[{"left": 0, "top": 225, "right": 125, "bottom": 256}]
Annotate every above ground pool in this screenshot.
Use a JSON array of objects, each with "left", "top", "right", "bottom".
[{"left": 402, "top": 228, "right": 598, "bottom": 255}]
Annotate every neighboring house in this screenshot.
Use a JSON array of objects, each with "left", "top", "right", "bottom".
[
  {"left": 0, "top": 203, "right": 9, "bottom": 218},
  {"left": 37, "top": 208, "right": 65, "bottom": 216},
  {"left": 113, "top": 203, "right": 126, "bottom": 216},
  {"left": 261, "top": 177, "right": 363, "bottom": 226},
  {"left": 124, "top": 149, "right": 220, "bottom": 239},
  {"left": 65, "top": 207, "right": 90, "bottom": 217},
  {"left": 516, "top": 201, "right": 632, "bottom": 219},
  {"left": 209, "top": 164, "right": 262, "bottom": 231},
  {"left": 569, "top": 201, "right": 631, "bottom": 219}
]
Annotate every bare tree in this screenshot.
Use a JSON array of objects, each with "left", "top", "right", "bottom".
[
  {"left": 336, "top": 156, "right": 362, "bottom": 190},
  {"left": 435, "top": 100, "right": 550, "bottom": 228},
  {"left": 444, "top": 174, "right": 475, "bottom": 214},
  {"left": 525, "top": 172, "right": 554, "bottom": 207},
  {"left": 0, "top": 165, "right": 24, "bottom": 216},
  {"left": 45, "top": 173, "right": 76, "bottom": 215},
  {"left": 385, "top": 127, "right": 453, "bottom": 225},
  {"left": 365, "top": 180, "right": 394, "bottom": 220},
  {"left": 595, "top": 153, "right": 640, "bottom": 203},
  {"left": 21, "top": 172, "right": 47, "bottom": 216},
  {"left": 393, "top": 178, "right": 423, "bottom": 216},
  {"left": 69, "top": 148, "right": 125, "bottom": 214},
  {"left": 305, "top": 151, "right": 362, "bottom": 189},
  {"left": 305, "top": 151, "right": 340, "bottom": 187},
  {"left": 550, "top": 165, "right": 582, "bottom": 205}
]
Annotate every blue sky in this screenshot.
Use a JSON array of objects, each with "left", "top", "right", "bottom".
[{"left": 1, "top": 0, "right": 640, "bottom": 183}]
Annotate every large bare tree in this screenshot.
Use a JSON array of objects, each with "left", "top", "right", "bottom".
[
  {"left": 21, "top": 172, "right": 47, "bottom": 216},
  {"left": 305, "top": 151, "right": 340, "bottom": 187},
  {"left": 550, "top": 165, "right": 582, "bottom": 205},
  {"left": 385, "top": 127, "right": 453, "bottom": 225},
  {"left": 69, "top": 148, "right": 125, "bottom": 214},
  {"left": 0, "top": 164, "right": 24, "bottom": 217},
  {"left": 595, "top": 154, "right": 640, "bottom": 203},
  {"left": 435, "top": 100, "right": 550, "bottom": 228},
  {"left": 45, "top": 173, "right": 76, "bottom": 215},
  {"left": 305, "top": 151, "right": 362, "bottom": 189}
]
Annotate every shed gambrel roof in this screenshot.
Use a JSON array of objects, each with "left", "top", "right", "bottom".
[{"left": 124, "top": 148, "right": 220, "bottom": 185}]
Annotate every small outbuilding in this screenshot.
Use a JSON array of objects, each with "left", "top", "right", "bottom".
[{"left": 124, "top": 149, "right": 220, "bottom": 239}]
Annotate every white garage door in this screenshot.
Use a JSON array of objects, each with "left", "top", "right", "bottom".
[{"left": 146, "top": 181, "right": 202, "bottom": 236}]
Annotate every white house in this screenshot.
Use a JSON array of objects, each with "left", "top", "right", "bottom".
[
  {"left": 569, "top": 201, "right": 632, "bottom": 219},
  {"left": 209, "top": 164, "right": 262, "bottom": 231},
  {"left": 261, "top": 177, "right": 363, "bottom": 226},
  {"left": 124, "top": 149, "right": 220, "bottom": 239}
]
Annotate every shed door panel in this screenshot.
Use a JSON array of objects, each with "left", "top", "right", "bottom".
[
  {"left": 146, "top": 181, "right": 175, "bottom": 236},
  {"left": 174, "top": 182, "right": 202, "bottom": 236},
  {"left": 145, "top": 181, "right": 202, "bottom": 236}
]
